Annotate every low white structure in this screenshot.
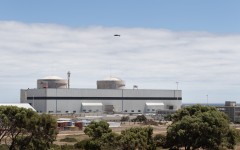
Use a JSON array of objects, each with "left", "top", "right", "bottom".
[
  {"left": 81, "top": 103, "right": 103, "bottom": 113},
  {"left": 146, "top": 103, "right": 164, "bottom": 113},
  {"left": 20, "top": 75, "right": 182, "bottom": 114},
  {"left": 0, "top": 103, "right": 36, "bottom": 111}
]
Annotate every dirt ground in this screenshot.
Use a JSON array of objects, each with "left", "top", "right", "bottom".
[
  {"left": 55, "top": 122, "right": 168, "bottom": 145},
  {"left": 55, "top": 123, "right": 240, "bottom": 150}
]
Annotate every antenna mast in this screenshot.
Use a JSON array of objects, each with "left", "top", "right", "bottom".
[{"left": 67, "top": 71, "right": 71, "bottom": 89}]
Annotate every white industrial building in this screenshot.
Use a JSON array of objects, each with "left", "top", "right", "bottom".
[{"left": 20, "top": 74, "right": 182, "bottom": 114}]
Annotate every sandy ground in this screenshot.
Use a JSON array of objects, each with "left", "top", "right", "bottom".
[
  {"left": 55, "top": 122, "right": 168, "bottom": 145},
  {"left": 55, "top": 123, "right": 240, "bottom": 150}
]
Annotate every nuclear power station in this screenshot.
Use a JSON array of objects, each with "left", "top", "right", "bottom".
[{"left": 20, "top": 72, "right": 182, "bottom": 114}]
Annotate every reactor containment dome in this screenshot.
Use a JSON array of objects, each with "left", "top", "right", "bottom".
[
  {"left": 37, "top": 76, "right": 68, "bottom": 89},
  {"left": 97, "top": 76, "right": 125, "bottom": 89}
]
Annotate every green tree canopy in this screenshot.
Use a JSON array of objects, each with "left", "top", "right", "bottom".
[
  {"left": 84, "top": 121, "right": 112, "bottom": 140},
  {"left": 83, "top": 121, "right": 156, "bottom": 150},
  {"left": 83, "top": 121, "right": 119, "bottom": 150},
  {"left": 166, "top": 105, "right": 239, "bottom": 150},
  {"left": 0, "top": 106, "right": 57, "bottom": 150},
  {"left": 120, "top": 116, "right": 130, "bottom": 123},
  {"left": 119, "top": 126, "right": 155, "bottom": 150},
  {"left": 131, "top": 115, "right": 147, "bottom": 123}
]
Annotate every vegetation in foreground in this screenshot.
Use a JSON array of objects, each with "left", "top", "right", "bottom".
[
  {"left": 0, "top": 106, "right": 57, "bottom": 150},
  {"left": 166, "top": 104, "right": 240, "bottom": 150},
  {"left": 0, "top": 105, "right": 239, "bottom": 150},
  {"left": 75, "top": 105, "right": 240, "bottom": 150}
]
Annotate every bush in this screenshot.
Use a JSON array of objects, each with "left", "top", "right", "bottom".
[
  {"left": 120, "top": 126, "right": 155, "bottom": 150},
  {"left": 61, "top": 144, "right": 75, "bottom": 150},
  {"left": 154, "top": 134, "right": 167, "bottom": 148},
  {"left": 50, "top": 144, "right": 61, "bottom": 150},
  {"left": 60, "top": 137, "right": 78, "bottom": 142},
  {"left": 121, "top": 116, "right": 130, "bottom": 123},
  {"left": 145, "top": 120, "right": 158, "bottom": 126},
  {"left": 0, "top": 144, "right": 8, "bottom": 150},
  {"left": 84, "top": 140, "right": 101, "bottom": 150},
  {"left": 74, "top": 139, "right": 90, "bottom": 149},
  {"left": 167, "top": 105, "right": 238, "bottom": 149},
  {"left": 131, "top": 115, "right": 147, "bottom": 123}
]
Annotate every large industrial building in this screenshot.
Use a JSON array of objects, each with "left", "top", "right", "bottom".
[
  {"left": 20, "top": 73, "right": 182, "bottom": 114},
  {"left": 216, "top": 101, "right": 240, "bottom": 122}
]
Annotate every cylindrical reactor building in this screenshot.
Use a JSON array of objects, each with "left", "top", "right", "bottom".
[
  {"left": 97, "top": 76, "right": 125, "bottom": 89},
  {"left": 37, "top": 76, "right": 68, "bottom": 89}
]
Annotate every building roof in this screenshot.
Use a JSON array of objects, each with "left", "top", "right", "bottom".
[
  {"left": 42, "top": 76, "right": 63, "bottom": 80},
  {"left": 103, "top": 76, "right": 123, "bottom": 81},
  {"left": 0, "top": 103, "right": 36, "bottom": 111}
]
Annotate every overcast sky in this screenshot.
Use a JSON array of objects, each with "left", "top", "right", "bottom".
[{"left": 1, "top": 1, "right": 240, "bottom": 103}]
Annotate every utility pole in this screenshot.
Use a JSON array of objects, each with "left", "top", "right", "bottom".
[
  {"left": 206, "top": 94, "right": 208, "bottom": 106},
  {"left": 56, "top": 83, "right": 57, "bottom": 114},
  {"left": 176, "top": 82, "right": 179, "bottom": 101},
  {"left": 67, "top": 71, "right": 71, "bottom": 89}
]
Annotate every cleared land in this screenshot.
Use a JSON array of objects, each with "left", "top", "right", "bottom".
[{"left": 55, "top": 122, "right": 168, "bottom": 145}]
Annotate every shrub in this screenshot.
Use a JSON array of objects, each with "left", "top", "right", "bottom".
[
  {"left": 60, "top": 137, "right": 78, "bottom": 142},
  {"left": 131, "top": 115, "right": 147, "bottom": 123},
  {"left": 154, "top": 134, "right": 167, "bottom": 148},
  {"left": 74, "top": 139, "right": 90, "bottom": 149},
  {"left": 0, "top": 144, "right": 9, "bottom": 150},
  {"left": 61, "top": 144, "right": 75, "bottom": 150}
]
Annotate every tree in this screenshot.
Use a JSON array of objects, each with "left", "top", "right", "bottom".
[
  {"left": 0, "top": 106, "right": 57, "bottom": 150},
  {"left": 84, "top": 121, "right": 112, "bottom": 140},
  {"left": 84, "top": 121, "right": 119, "bottom": 150},
  {"left": 131, "top": 115, "right": 147, "bottom": 123},
  {"left": 166, "top": 105, "right": 239, "bottom": 150},
  {"left": 120, "top": 116, "right": 129, "bottom": 124},
  {"left": 154, "top": 134, "right": 167, "bottom": 148},
  {"left": 119, "top": 126, "right": 156, "bottom": 150},
  {"left": 83, "top": 121, "right": 157, "bottom": 150}
]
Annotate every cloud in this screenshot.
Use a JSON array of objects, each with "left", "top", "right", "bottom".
[{"left": 0, "top": 21, "right": 240, "bottom": 103}]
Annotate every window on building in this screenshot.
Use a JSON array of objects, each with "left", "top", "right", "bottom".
[
  {"left": 73, "top": 110, "right": 76, "bottom": 113},
  {"left": 131, "top": 110, "right": 134, "bottom": 112},
  {"left": 83, "top": 109, "right": 86, "bottom": 112},
  {"left": 48, "top": 111, "right": 53, "bottom": 113},
  {"left": 89, "top": 110, "right": 92, "bottom": 112},
  {"left": 147, "top": 109, "right": 150, "bottom": 112},
  {"left": 138, "top": 110, "right": 141, "bottom": 112},
  {"left": 124, "top": 110, "right": 127, "bottom": 112},
  {"left": 152, "top": 109, "right": 155, "bottom": 111},
  {"left": 65, "top": 111, "right": 69, "bottom": 113}
]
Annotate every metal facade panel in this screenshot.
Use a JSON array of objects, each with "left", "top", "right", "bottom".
[
  {"left": 36, "top": 88, "right": 182, "bottom": 98},
  {"left": 29, "top": 100, "right": 46, "bottom": 113},
  {"left": 22, "top": 88, "right": 182, "bottom": 113},
  {"left": 45, "top": 89, "right": 123, "bottom": 97},
  {"left": 122, "top": 89, "right": 180, "bottom": 97}
]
